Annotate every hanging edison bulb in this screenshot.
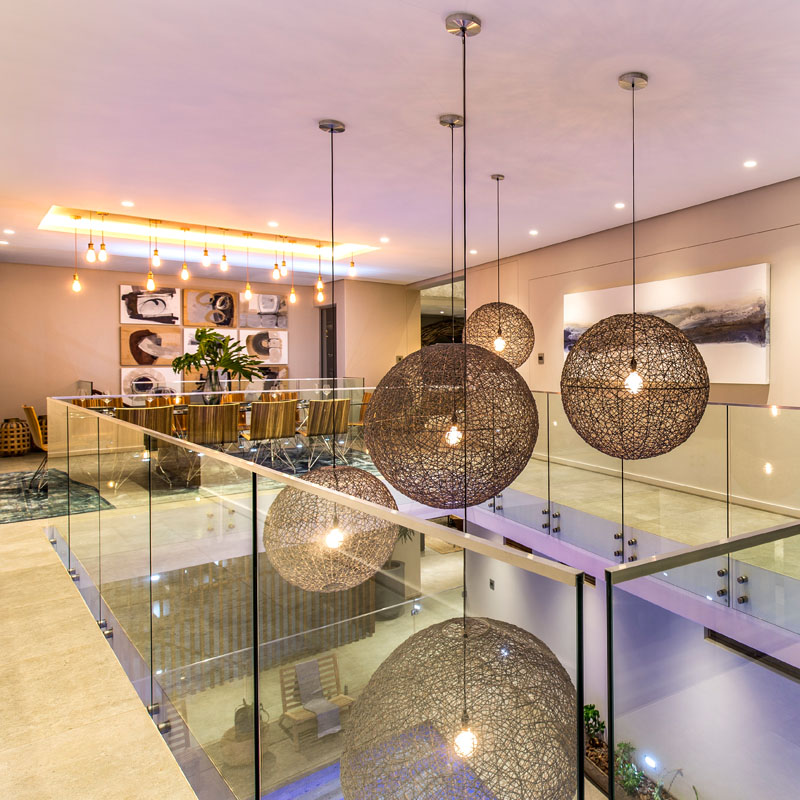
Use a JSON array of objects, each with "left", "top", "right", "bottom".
[
  {"left": 97, "top": 212, "right": 108, "bottom": 262},
  {"left": 86, "top": 242, "right": 97, "bottom": 262},
  {"left": 71, "top": 218, "right": 82, "bottom": 293},
  {"left": 280, "top": 239, "right": 288, "bottom": 277},
  {"left": 202, "top": 226, "right": 211, "bottom": 267},
  {"left": 180, "top": 263, "right": 189, "bottom": 280},
  {"left": 146, "top": 270, "right": 156, "bottom": 291},
  {"left": 72, "top": 273, "right": 82, "bottom": 292},
  {"left": 220, "top": 254, "right": 228, "bottom": 271},
  {"left": 289, "top": 287, "right": 297, "bottom": 304},
  {"left": 349, "top": 256, "right": 356, "bottom": 277},
  {"left": 151, "top": 220, "right": 161, "bottom": 266},
  {"left": 244, "top": 282, "right": 252, "bottom": 300}
]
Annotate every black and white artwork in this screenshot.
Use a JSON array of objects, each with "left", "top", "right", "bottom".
[
  {"left": 120, "top": 285, "right": 181, "bottom": 325},
  {"left": 184, "top": 289, "right": 237, "bottom": 327},
  {"left": 238, "top": 292, "right": 288, "bottom": 328},
  {"left": 563, "top": 263, "right": 770, "bottom": 384},
  {"left": 239, "top": 329, "right": 288, "bottom": 364}
]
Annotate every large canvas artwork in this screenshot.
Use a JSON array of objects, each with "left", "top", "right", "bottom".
[
  {"left": 120, "top": 285, "right": 181, "bottom": 325},
  {"left": 120, "top": 367, "right": 182, "bottom": 402},
  {"left": 184, "top": 289, "right": 237, "bottom": 327},
  {"left": 239, "top": 292, "right": 288, "bottom": 328},
  {"left": 120, "top": 325, "right": 183, "bottom": 367},
  {"left": 240, "top": 329, "right": 289, "bottom": 364},
  {"left": 563, "top": 263, "right": 770, "bottom": 384}
]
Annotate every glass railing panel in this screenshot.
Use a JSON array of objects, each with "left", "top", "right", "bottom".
[
  {"left": 608, "top": 529, "right": 800, "bottom": 800},
  {"left": 729, "top": 404, "right": 800, "bottom": 537},
  {"left": 149, "top": 443, "right": 257, "bottom": 798},
  {"left": 622, "top": 404, "right": 728, "bottom": 566},
  {"left": 46, "top": 398, "right": 71, "bottom": 567},
  {"left": 96, "top": 413, "right": 154, "bottom": 706},
  {"left": 549, "top": 393, "right": 622, "bottom": 559},
  {"left": 66, "top": 404, "right": 102, "bottom": 615}
]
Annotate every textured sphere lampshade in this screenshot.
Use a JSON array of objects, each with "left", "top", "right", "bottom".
[
  {"left": 263, "top": 466, "right": 399, "bottom": 592},
  {"left": 340, "top": 616, "right": 577, "bottom": 800},
  {"left": 464, "top": 301, "right": 535, "bottom": 368},
  {"left": 561, "top": 313, "right": 709, "bottom": 460},
  {"left": 364, "top": 343, "right": 538, "bottom": 509}
]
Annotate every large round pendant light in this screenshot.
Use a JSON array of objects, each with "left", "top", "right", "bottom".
[
  {"left": 464, "top": 174, "right": 535, "bottom": 368},
  {"left": 264, "top": 118, "right": 400, "bottom": 591},
  {"left": 364, "top": 14, "right": 538, "bottom": 509},
  {"left": 340, "top": 616, "right": 577, "bottom": 800},
  {"left": 263, "top": 466, "right": 399, "bottom": 592},
  {"left": 560, "top": 72, "right": 709, "bottom": 460}
]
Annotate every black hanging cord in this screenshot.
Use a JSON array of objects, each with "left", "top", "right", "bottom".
[
  {"left": 330, "top": 128, "right": 337, "bottom": 471},
  {"left": 495, "top": 176, "right": 501, "bottom": 337},
  {"left": 450, "top": 124, "right": 456, "bottom": 343},
  {"left": 631, "top": 82, "right": 637, "bottom": 362}
]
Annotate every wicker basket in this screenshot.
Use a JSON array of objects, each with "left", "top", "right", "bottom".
[{"left": 0, "top": 418, "right": 31, "bottom": 457}]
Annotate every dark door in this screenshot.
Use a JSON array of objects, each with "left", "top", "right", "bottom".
[{"left": 320, "top": 305, "right": 337, "bottom": 383}]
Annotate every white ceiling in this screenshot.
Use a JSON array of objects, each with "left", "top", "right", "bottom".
[{"left": 3, "top": 0, "right": 800, "bottom": 285}]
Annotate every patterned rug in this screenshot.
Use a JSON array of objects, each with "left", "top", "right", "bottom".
[
  {"left": 0, "top": 469, "right": 115, "bottom": 525},
  {"left": 262, "top": 763, "right": 343, "bottom": 800}
]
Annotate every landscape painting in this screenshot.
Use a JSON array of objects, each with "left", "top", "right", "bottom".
[
  {"left": 120, "top": 285, "right": 181, "bottom": 325},
  {"left": 120, "top": 325, "right": 183, "bottom": 367},
  {"left": 563, "top": 263, "right": 770, "bottom": 384},
  {"left": 239, "top": 292, "right": 288, "bottom": 328}
]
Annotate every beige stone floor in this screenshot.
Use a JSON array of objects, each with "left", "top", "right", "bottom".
[
  {"left": 0, "top": 517, "right": 197, "bottom": 800},
  {"left": 509, "top": 459, "right": 800, "bottom": 578}
]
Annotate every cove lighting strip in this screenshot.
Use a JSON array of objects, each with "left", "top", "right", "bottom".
[{"left": 39, "top": 206, "right": 378, "bottom": 260}]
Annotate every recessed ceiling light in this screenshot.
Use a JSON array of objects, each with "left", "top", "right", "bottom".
[
  {"left": 528, "top": 229, "right": 538, "bottom": 236},
  {"left": 0, "top": 241, "right": 8, "bottom": 245},
  {"left": 469, "top": 249, "right": 478, "bottom": 254},
  {"left": 3, "top": 229, "right": 14, "bottom": 235},
  {"left": 267, "top": 220, "right": 279, "bottom": 227},
  {"left": 614, "top": 202, "right": 625, "bottom": 209},
  {"left": 121, "top": 200, "right": 135, "bottom": 207},
  {"left": 743, "top": 160, "right": 757, "bottom": 168},
  {"left": 379, "top": 236, "right": 390, "bottom": 244}
]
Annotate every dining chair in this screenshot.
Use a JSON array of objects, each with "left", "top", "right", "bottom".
[
  {"left": 242, "top": 399, "right": 298, "bottom": 470},
  {"left": 22, "top": 405, "right": 47, "bottom": 492},
  {"left": 297, "top": 398, "right": 351, "bottom": 468}
]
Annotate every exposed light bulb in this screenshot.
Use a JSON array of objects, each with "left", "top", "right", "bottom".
[
  {"left": 316, "top": 290, "right": 325, "bottom": 303},
  {"left": 289, "top": 288, "right": 297, "bottom": 304},
  {"left": 151, "top": 249, "right": 161, "bottom": 268},
  {"left": 272, "top": 265, "right": 280, "bottom": 280},
  {"left": 280, "top": 259, "right": 288, "bottom": 277},
  {"left": 324, "top": 525, "right": 345, "bottom": 549},
  {"left": 493, "top": 335, "right": 506, "bottom": 352},
  {"left": 180, "top": 263, "right": 190, "bottom": 281},
  {"left": 454, "top": 727, "right": 477, "bottom": 758},
  {"left": 316, "top": 277, "right": 324, "bottom": 290},
  {"left": 220, "top": 254, "right": 228, "bottom": 272},
  {"left": 85, "top": 242, "right": 96, "bottom": 262},
  {"left": 72, "top": 273, "right": 82, "bottom": 292},
  {"left": 98, "top": 243, "right": 108, "bottom": 262},
  {"left": 445, "top": 424, "right": 463, "bottom": 447},
  {"left": 202, "top": 249, "right": 211, "bottom": 267},
  {"left": 244, "top": 282, "right": 252, "bottom": 300},
  {"left": 349, "top": 260, "right": 356, "bottom": 277},
  {"left": 146, "top": 271, "right": 155, "bottom": 291},
  {"left": 624, "top": 369, "right": 643, "bottom": 394}
]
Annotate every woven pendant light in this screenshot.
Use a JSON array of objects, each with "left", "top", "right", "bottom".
[
  {"left": 465, "top": 175, "right": 534, "bottom": 368},
  {"left": 263, "top": 466, "right": 399, "bottom": 592},
  {"left": 364, "top": 20, "right": 537, "bottom": 509},
  {"left": 560, "top": 72, "right": 709, "bottom": 460},
  {"left": 340, "top": 616, "right": 577, "bottom": 800}
]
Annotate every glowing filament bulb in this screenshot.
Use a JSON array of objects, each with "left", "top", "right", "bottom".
[
  {"left": 202, "top": 249, "right": 211, "bottom": 267},
  {"left": 86, "top": 242, "right": 96, "bottom": 262},
  {"left": 71, "top": 273, "right": 82, "bottom": 292},
  {"left": 220, "top": 254, "right": 228, "bottom": 271},
  {"left": 445, "top": 424, "right": 463, "bottom": 447},
  {"left": 272, "top": 265, "right": 280, "bottom": 280},
  {"left": 325, "top": 524, "right": 344, "bottom": 549},
  {"left": 146, "top": 271, "right": 155, "bottom": 291},
  {"left": 493, "top": 335, "right": 506, "bottom": 352},
  {"left": 180, "top": 263, "right": 190, "bottom": 281},
  {"left": 280, "top": 259, "right": 288, "bottom": 277},
  {"left": 151, "top": 249, "right": 161, "bottom": 267},
  {"left": 349, "top": 259, "right": 356, "bottom": 277},
  {"left": 316, "top": 277, "right": 324, "bottom": 290},
  {"left": 316, "top": 289, "right": 325, "bottom": 303},
  {"left": 624, "top": 357, "right": 643, "bottom": 395},
  {"left": 289, "top": 288, "right": 297, "bottom": 304},
  {"left": 244, "top": 282, "right": 252, "bottom": 300},
  {"left": 454, "top": 727, "right": 477, "bottom": 758},
  {"left": 98, "top": 243, "right": 108, "bottom": 262}
]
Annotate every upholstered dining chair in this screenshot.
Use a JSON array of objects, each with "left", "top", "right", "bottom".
[
  {"left": 241, "top": 399, "right": 298, "bottom": 470},
  {"left": 297, "top": 398, "right": 351, "bottom": 468},
  {"left": 22, "top": 405, "right": 47, "bottom": 492}
]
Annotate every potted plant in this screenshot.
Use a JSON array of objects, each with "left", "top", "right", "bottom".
[{"left": 172, "top": 328, "right": 264, "bottom": 404}]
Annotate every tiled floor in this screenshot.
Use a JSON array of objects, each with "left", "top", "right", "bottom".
[{"left": 0, "top": 518, "right": 196, "bottom": 800}]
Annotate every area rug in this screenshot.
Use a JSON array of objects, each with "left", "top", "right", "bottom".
[
  {"left": 262, "top": 763, "right": 343, "bottom": 800},
  {"left": 0, "top": 469, "right": 114, "bottom": 524}
]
